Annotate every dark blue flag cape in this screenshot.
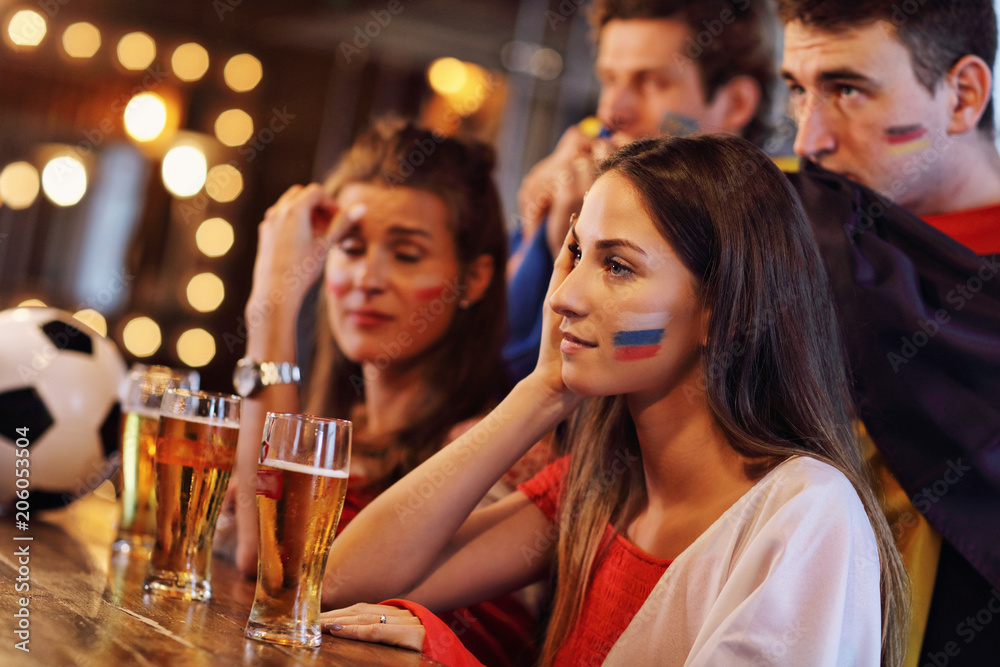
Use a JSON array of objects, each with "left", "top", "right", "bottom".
[{"left": 788, "top": 162, "right": 1000, "bottom": 590}]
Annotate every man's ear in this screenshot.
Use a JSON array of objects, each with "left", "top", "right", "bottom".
[
  {"left": 707, "top": 75, "right": 762, "bottom": 135},
  {"left": 462, "top": 254, "right": 495, "bottom": 305},
  {"left": 945, "top": 54, "right": 993, "bottom": 135}
]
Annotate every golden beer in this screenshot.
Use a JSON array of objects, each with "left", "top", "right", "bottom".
[
  {"left": 245, "top": 459, "right": 349, "bottom": 647},
  {"left": 144, "top": 413, "right": 239, "bottom": 601},
  {"left": 114, "top": 409, "right": 159, "bottom": 552},
  {"left": 114, "top": 364, "right": 199, "bottom": 555},
  {"left": 244, "top": 412, "right": 351, "bottom": 648}
]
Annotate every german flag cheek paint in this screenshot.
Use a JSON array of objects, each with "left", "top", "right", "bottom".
[
  {"left": 885, "top": 124, "right": 931, "bottom": 156},
  {"left": 611, "top": 312, "right": 670, "bottom": 361}
]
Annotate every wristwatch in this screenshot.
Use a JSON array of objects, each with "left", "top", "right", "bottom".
[{"left": 232, "top": 357, "right": 301, "bottom": 398}]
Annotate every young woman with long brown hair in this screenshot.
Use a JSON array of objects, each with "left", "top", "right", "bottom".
[
  {"left": 229, "top": 119, "right": 546, "bottom": 666},
  {"left": 318, "top": 134, "right": 909, "bottom": 666}
]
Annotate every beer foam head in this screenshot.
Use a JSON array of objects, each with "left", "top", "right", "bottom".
[
  {"left": 166, "top": 413, "right": 241, "bottom": 429},
  {"left": 261, "top": 458, "right": 349, "bottom": 478}
]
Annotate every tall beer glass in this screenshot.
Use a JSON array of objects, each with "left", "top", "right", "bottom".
[
  {"left": 143, "top": 389, "right": 241, "bottom": 601},
  {"left": 114, "top": 364, "right": 200, "bottom": 554},
  {"left": 245, "top": 412, "right": 351, "bottom": 648}
]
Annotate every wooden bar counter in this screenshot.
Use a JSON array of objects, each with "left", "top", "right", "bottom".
[{"left": 0, "top": 490, "right": 442, "bottom": 666}]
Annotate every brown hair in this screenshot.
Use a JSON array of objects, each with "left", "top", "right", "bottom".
[
  {"left": 590, "top": 0, "right": 779, "bottom": 145},
  {"left": 305, "top": 118, "right": 509, "bottom": 488},
  {"left": 776, "top": 0, "right": 998, "bottom": 133},
  {"left": 540, "top": 135, "right": 908, "bottom": 666}
]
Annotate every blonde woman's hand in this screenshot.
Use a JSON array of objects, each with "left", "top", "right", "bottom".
[
  {"left": 322, "top": 603, "right": 426, "bottom": 653},
  {"left": 247, "top": 183, "right": 339, "bottom": 318}
]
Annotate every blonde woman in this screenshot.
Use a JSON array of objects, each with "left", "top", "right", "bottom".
[{"left": 231, "top": 119, "right": 546, "bottom": 666}]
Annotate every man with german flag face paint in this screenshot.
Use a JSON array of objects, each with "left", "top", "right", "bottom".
[
  {"left": 776, "top": 2, "right": 1000, "bottom": 666},
  {"left": 780, "top": 2, "right": 1000, "bottom": 240}
]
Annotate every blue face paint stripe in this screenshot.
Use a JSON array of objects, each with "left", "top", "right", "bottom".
[
  {"left": 659, "top": 112, "right": 699, "bottom": 138},
  {"left": 613, "top": 328, "right": 665, "bottom": 347}
]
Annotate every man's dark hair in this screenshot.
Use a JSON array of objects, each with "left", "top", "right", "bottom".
[
  {"left": 590, "top": 0, "right": 779, "bottom": 146},
  {"left": 775, "top": 0, "right": 998, "bottom": 133}
]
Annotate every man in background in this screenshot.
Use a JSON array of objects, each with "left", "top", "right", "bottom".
[
  {"left": 777, "top": 1, "right": 1000, "bottom": 664},
  {"left": 505, "top": 0, "right": 780, "bottom": 381}
]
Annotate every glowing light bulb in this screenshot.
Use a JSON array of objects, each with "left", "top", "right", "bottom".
[
  {"left": 224, "top": 53, "right": 262, "bottom": 92},
  {"left": 186, "top": 272, "right": 225, "bottom": 312},
  {"left": 162, "top": 145, "right": 207, "bottom": 197},
  {"left": 123, "top": 316, "right": 162, "bottom": 357},
  {"left": 195, "top": 217, "right": 234, "bottom": 257},
  {"left": 7, "top": 10, "right": 46, "bottom": 47},
  {"left": 428, "top": 58, "right": 467, "bottom": 94},
  {"left": 172, "top": 42, "right": 209, "bottom": 81},
  {"left": 214, "top": 109, "right": 253, "bottom": 147},
  {"left": 0, "top": 162, "right": 40, "bottom": 209},
  {"left": 62, "top": 22, "right": 100, "bottom": 58},
  {"left": 176, "top": 328, "right": 215, "bottom": 367},
  {"left": 117, "top": 32, "right": 155, "bottom": 70},
  {"left": 41, "top": 156, "right": 87, "bottom": 207},
  {"left": 124, "top": 93, "right": 168, "bottom": 142}
]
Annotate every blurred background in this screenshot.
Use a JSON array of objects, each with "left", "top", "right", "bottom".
[{"left": 0, "top": 0, "right": 602, "bottom": 392}]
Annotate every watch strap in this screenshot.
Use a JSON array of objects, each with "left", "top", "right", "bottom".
[
  {"left": 258, "top": 360, "right": 301, "bottom": 387},
  {"left": 234, "top": 357, "right": 301, "bottom": 397}
]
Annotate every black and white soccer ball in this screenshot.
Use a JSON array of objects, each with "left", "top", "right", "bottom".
[{"left": 0, "top": 307, "right": 126, "bottom": 511}]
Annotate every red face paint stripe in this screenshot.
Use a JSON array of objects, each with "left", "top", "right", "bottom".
[
  {"left": 326, "top": 280, "right": 349, "bottom": 298},
  {"left": 414, "top": 286, "right": 445, "bottom": 301},
  {"left": 885, "top": 125, "right": 928, "bottom": 145},
  {"left": 613, "top": 345, "right": 660, "bottom": 361}
]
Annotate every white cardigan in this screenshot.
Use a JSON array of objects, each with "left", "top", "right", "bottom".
[{"left": 604, "top": 456, "right": 883, "bottom": 666}]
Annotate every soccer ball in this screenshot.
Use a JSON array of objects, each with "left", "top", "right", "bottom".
[{"left": 0, "top": 307, "right": 126, "bottom": 511}]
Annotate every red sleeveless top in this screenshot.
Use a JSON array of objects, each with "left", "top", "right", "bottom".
[{"left": 519, "top": 457, "right": 672, "bottom": 666}]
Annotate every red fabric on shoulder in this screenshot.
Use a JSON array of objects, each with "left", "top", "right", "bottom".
[
  {"left": 922, "top": 203, "right": 1000, "bottom": 255},
  {"left": 517, "top": 455, "right": 570, "bottom": 522},
  {"left": 380, "top": 599, "right": 485, "bottom": 667}
]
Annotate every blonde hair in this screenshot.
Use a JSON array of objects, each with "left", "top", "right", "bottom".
[{"left": 304, "top": 118, "right": 509, "bottom": 489}]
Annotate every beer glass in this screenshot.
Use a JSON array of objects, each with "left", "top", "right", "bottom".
[
  {"left": 114, "top": 364, "right": 200, "bottom": 554},
  {"left": 143, "top": 389, "right": 241, "bottom": 601},
  {"left": 245, "top": 412, "right": 352, "bottom": 648}
]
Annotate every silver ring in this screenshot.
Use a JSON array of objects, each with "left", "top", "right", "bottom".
[{"left": 379, "top": 614, "right": 387, "bottom": 624}]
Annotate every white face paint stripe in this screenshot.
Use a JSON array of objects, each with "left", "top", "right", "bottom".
[
  {"left": 344, "top": 202, "right": 367, "bottom": 221},
  {"left": 411, "top": 276, "right": 445, "bottom": 289},
  {"left": 615, "top": 311, "right": 672, "bottom": 331}
]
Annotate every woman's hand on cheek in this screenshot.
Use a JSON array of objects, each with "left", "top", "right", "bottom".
[
  {"left": 321, "top": 603, "right": 426, "bottom": 653},
  {"left": 531, "top": 229, "right": 582, "bottom": 408}
]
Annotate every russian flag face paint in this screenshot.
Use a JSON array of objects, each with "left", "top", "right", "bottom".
[
  {"left": 611, "top": 311, "right": 670, "bottom": 361},
  {"left": 659, "top": 112, "right": 699, "bottom": 138},
  {"left": 885, "top": 124, "right": 931, "bottom": 156}
]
